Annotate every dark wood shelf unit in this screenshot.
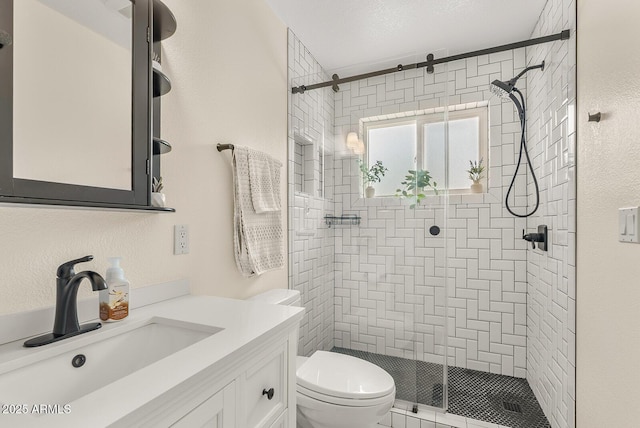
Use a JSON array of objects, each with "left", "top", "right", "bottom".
[
  {"left": 152, "top": 66, "right": 172, "bottom": 97},
  {"left": 0, "top": 196, "right": 175, "bottom": 212},
  {"left": 151, "top": 0, "right": 176, "bottom": 195},
  {"left": 153, "top": 137, "right": 172, "bottom": 155},
  {"left": 152, "top": 0, "right": 177, "bottom": 41}
]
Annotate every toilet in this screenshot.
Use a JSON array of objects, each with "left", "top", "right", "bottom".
[{"left": 248, "top": 290, "right": 396, "bottom": 428}]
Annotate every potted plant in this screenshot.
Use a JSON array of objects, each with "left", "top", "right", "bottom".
[
  {"left": 467, "top": 159, "right": 485, "bottom": 193},
  {"left": 151, "top": 176, "right": 166, "bottom": 207},
  {"left": 396, "top": 169, "right": 438, "bottom": 209},
  {"left": 359, "top": 160, "right": 388, "bottom": 198}
]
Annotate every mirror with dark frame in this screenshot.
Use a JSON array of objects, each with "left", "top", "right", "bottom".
[{"left": 0, "top": 0, "right": 154, "bottom": 209}]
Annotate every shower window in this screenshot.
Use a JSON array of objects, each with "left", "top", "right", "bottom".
[
  {"left": 365, "top": 121, "right": 417, "bottom": 196},
  {"left": 363, "top": 106, "right": 488, "bottom": 195}
]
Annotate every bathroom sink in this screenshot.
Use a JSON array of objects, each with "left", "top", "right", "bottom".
[{"left": 0, "top": 317, "right": 222, "bottom": 406}]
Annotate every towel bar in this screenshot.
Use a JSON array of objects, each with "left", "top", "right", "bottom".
[{"left": 217, "top": 143, "right": 235, "bottom": 152}]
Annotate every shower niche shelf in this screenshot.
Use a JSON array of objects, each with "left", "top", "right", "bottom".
[{"left": 324, "top": 214, "right": 361, "bottom": 228}]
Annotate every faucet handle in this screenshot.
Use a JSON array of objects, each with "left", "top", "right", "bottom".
[{"left": 56, "top": 255, "right": 94, "bottom": 279}]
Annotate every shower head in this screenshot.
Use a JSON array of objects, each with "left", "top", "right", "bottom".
[
  {"left": 490, "top": 61, "right": 545, "bottom": 99},
  {"left": 490, "top": 79, "right": 524, "bottom": 118},
  {"left": 490, "top": 79, "right": 515, "bottom": 99},
  {"left": 490, "top": 61, "right": 545, "bottom": 119}
]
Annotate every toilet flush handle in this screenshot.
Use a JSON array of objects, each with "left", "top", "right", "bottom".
[{"left": 262, "top": 388, "right": 275, "bottom": 400}]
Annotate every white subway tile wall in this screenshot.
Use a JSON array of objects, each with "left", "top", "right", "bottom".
[
  {"left": 333, "top": 51, "right": 531, "bottom": 375},
  {"left": 288, "top": 30, "right": 335, "bottom": 356},
  {"left": 525, "top": 0, "right": 576, "bottom": 427}
]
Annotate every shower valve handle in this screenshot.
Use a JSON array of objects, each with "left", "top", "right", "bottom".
[
  {"left": 523, "top": 233, "right": 537, "bottom": 248},
  {"left": 522, "top": 227, "right": 548, "bottom": 251}
]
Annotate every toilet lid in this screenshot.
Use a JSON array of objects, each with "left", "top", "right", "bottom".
[{"left": 296, "top": 351, "right": 395, "bottom": 400}]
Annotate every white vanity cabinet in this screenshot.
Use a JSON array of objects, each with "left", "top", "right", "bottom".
[
  {"left": 125, "top": 322, "right": 299, "bottom": 428},
  {"left": 240, "top": 342, "right": 288, "bottom": 427},
  {"left": 0, "top": 290, "right": 303, "bottom": 428},
  {"left": 172, "top": 381, "right": 237, "bottom": 427}
]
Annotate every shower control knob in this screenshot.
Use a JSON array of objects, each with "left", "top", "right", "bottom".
[
  {"left": 262, "top": 388, "right": 275, "bottom": 400},
  {"left": 522, "top": 226, "right": 548, "bottom": 251}
]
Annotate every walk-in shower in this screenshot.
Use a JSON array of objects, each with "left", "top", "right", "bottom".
[{"left": 287, "top": 8, "right": 575, "bottom": 425}]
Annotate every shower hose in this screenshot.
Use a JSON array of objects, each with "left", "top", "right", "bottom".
[{"left": 505, "top": 88, "right": 540, "bottom": 218}]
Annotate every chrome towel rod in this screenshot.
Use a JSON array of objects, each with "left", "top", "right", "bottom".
[{"left": 217, "top": 143, "right": 235, "bottom": 152}]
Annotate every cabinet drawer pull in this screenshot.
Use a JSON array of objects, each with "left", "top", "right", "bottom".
[{"left": 262, "top": 388, "right": 275, "bottom": 400}]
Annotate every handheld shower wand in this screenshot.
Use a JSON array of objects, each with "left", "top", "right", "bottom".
[{"left": 490, "top": 61, "right": 544, "bottom": 218}]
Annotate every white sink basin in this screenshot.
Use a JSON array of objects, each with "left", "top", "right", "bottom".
[{"left": 0, "top": 317, "right": 222, "bottom": 406}]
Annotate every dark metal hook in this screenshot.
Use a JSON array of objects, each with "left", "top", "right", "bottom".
[{"left": 588, "top": 112, "right": 601, "bottom": 122}]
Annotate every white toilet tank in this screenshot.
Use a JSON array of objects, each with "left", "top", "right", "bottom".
[{"left": 247, "top": 289, "right": 301, "bottom": 307}]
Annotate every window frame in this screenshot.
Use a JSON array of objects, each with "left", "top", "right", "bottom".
[{"left": 362, "top": 106, "right": 488, "bottom": 197}]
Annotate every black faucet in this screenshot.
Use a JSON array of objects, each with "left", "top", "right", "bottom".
[{"left": 24, "top": 256, "right": 107, "bottom": 347}]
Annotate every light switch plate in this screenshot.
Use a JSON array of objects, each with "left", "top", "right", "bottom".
[{"left": 619, "top": 207, "right": 639, "bottom": 243}]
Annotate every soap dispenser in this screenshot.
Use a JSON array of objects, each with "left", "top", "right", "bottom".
[{"left": 99, "top": 257, "right": 130, "bottom": 321}]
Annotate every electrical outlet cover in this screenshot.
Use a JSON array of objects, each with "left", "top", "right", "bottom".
[{"left": 174, "top": 225, "right": 189, "bottom": 254}]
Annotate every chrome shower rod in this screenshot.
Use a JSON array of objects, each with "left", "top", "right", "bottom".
[{"left": 291, "top": 30, "right": 570, "bottom": 94}]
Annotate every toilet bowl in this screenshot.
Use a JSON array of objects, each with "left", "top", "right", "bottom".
[
  {"left": 248, "top": 290, "right": 396, "bottom": 428},
  {"left": 296, "top": 351, "right": 395, "bottom": 428}
]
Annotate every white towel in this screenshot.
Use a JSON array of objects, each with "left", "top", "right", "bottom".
[
  {"left": 232, "top": 146, "right": 284, "bottom": 277},
  {"left": 248, "top": 149, "right": 282, "bottom": 213}
]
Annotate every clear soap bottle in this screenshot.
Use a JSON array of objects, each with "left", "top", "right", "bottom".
[{"left": 99, "top": 257, "right": 130, "bottom": 322}]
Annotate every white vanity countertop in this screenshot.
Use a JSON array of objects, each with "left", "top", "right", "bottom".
[{"left": 0, "top": 295, "right": 304, "bottom": 427}]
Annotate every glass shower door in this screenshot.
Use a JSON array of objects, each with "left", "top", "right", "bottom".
[
  {"left": 330, "top": 55, "right": 451, "bottom": 415},
  {"left": 406, "top": 56, "right": 451, "bottom": 413},
  {"left": 287, "top": 29, "right": 452, "bottom": 419}
]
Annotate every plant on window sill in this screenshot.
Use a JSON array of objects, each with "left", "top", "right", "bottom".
[
  {"left": 359, "top": 160, "right": 388, "bottom": 198},
  {"left": 467, "top": 159, "right": 485, "bottom": 193},
  {"left": 396, "top": 169, "right": 438, "bottom": 209}
]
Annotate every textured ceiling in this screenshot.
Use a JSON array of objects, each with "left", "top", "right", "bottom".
[{"left": 264, "top": 0, "right": 548, "bottom": 75}]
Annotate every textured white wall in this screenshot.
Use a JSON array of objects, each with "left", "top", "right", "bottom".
[
  {"left": 525, "top": 1, "right": 577, "bottom": 427},
  {"left": 577, "top": 0, "right": 640, "bottom": 426},
  {"left": 0, "top": 0, "right": 288, "bottom": 316}
]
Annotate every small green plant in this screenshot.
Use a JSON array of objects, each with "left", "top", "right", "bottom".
[
  {"left": 396, "top": 169, "right": 438, "bottom": 209},
  {"left": 152, "top": 176, "right": 164, "bottom": 192},
  {"left": 467, "top": 159, "right": 485, "bottom": 182},
  {"left": 359, "top": 160, "right": 388, "bottom": 187}
]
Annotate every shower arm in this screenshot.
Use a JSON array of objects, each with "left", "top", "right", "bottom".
[{"left": 510, "top": 61, "right": 545, "bottom": 86}]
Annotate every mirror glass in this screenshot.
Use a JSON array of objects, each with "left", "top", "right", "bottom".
[{"left": 12, "top": 0, "right": 132, "bottom": 190}]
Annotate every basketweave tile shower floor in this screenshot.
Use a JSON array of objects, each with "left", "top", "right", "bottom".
[{"left": 331, "top": 347, "right": 551, "bottom": 428}]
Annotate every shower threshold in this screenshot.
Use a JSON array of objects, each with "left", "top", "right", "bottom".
[{"left": 331, "top": 347, "right": 551, "bottom": 428}]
